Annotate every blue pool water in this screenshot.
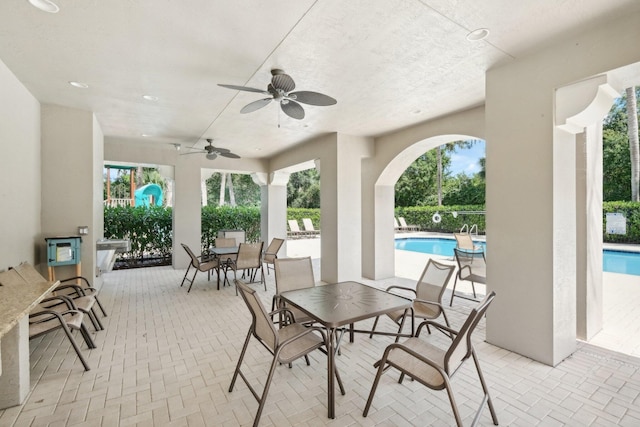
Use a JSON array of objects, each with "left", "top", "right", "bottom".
[{"left": 395, "top": 237, "right": 640, "bottom": 276}]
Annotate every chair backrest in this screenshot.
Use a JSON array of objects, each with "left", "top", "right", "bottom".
[
  {"left": 453, "top": 233, "right": 477, "bottom": 251},
  {"left": 453, "top": 248, "right": 486, "bottom": 279},
  {"left": 215, "top": 237, "right": 236, "bottom": 248},
  {"left": 302, "top": 218, "right": 316, "bottom": 231},
  {"left": 444, "top": 291, "right": 496, "bottom": 375},
  {"left": 264, "top": 238, "right": 285, "bottom": 263},
  {"left": 398, "top": 217, "right": 409, "bottom": 227},
  {"left": 288, "top": 219, "right": 301, "bottom": 232},
  {"left": 274, "top": 257, "right": 315, "bottom": 294},
  {"left": 236, "top": 280, "right": 278, "bottom": 350},
  {"left": 181, "top": 243, "right": 200, "bottom": 267},
  {"left": 415, "top": 259, "right": 456, "bottom": 305},
  {"left": 236, "top": 242, "right": 264, "bottom": 269}
]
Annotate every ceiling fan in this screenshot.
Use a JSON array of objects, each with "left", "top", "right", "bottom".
[
  {"left": 182, "top": 139, "right": 240, "bottom": 160},
  {"left": 218, "top": 69, "right": 337, "bottom": 120}
]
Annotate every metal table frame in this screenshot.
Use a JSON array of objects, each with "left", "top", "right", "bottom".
[{"left": 280, "top": 281, "right": 412, "bottom": 419}]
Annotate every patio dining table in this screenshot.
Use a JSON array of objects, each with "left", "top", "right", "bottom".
[{"left": 279, "top": 281, "right": 412, "bottom": 419}]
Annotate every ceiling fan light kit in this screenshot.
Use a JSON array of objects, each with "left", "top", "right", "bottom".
[{"left": 218, "top": 69, "right": 336, "bottom": 120}]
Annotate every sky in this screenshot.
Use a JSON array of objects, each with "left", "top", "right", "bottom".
[{"left": 448, "top": 140, "right": 486, "bottom": 176}]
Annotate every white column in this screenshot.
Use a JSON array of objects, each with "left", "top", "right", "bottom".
[
  {"left": 173, "top": 159, "right": 202, "bottom": 268},
  {"left": 253, "top": 172, "right": 289, "bottom": 249},
  {"left": 320, "top": 134, "right": 371, "bottom": 283},
  {"left": 576, "top": 124, "right": 604, "bottom": 340}
]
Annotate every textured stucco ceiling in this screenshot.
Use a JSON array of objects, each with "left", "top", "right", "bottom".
[{"left": 0, "top": 0, "right": 637, "bottom": 157}]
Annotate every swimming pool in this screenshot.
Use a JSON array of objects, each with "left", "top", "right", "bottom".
[{"left": 395, "top": 237, "right": 640, "bottom": 276}]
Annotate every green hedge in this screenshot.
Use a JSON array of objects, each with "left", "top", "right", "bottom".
[
  {"left": 104, "top": 202, "right": 640, "bottom": 266},
  {"left": 287, "top": 208, "right": 321, "bottom": 230}
]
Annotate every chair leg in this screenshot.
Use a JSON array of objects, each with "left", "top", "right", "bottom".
[
  {"left": 94, "top": 296, "right": 108, "bottom": 317},
  {"left": 60, "top": 323, "right": 91, "bottom": 371},
  {"left": 443, "top": 378, "right": 464, "bottom": 427},
  {"left": 187, "top": 269, "right": 199, "bottom": 293},
  {"left": 229, "top": 329, "right": 253, "bottom": 392},
  {"left": 78, "top": 322, "right": 97, "bottom": 349},
  {"left": 363, "top": 354, "right": 389, "bottom": 417},
  {"left": 180, "top": 265, "right": 192, "bottom": 287},
  {"left": 260, "top": 265, "right": 266, "bottom": 291},
  {"left": 471, "top": 281, "right": 477, "bottom": 298},
  {"left": 472, "top": 349, "right": 499, "bottom": 426},
  {"left": 450, "top": 276, "right": 460, "bottom": 306},
  {"left": 253, "top": 356, "right": 280, "bottom": 427},
  {"left": 91, "top": 308, "right": 104, "bottom": 330}
]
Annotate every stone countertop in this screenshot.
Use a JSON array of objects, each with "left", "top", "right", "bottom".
[{"left": 0, "top": 269, "right": 59, "bottom": 340}]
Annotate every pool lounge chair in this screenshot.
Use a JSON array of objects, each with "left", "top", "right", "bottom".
[
  {"left": 302, "top": 218, "right": 320, "bottom": 237},
  {"left": 287, "top": 219, "right": 306, "bottom": 239},
  {"left": 398, "top": 217, "right": 419, "bottom": 232}
]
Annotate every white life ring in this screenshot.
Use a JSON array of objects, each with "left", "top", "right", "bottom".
[{"left": 432, "top": 213, "right": 442, "bottom": 223}]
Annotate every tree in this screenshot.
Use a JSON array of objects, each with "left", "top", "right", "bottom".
[
  {"left": 395, "top": 151, "right": 441, "bottom": 206},
  {"left": 206, "top": 173, "right": 260, "bottom": 206},
  {"left": 287, "top": 169, "right": 320, "bottom": 208},
  {"left": 626, "top": 86, "right": 639, "bottom": 201}
]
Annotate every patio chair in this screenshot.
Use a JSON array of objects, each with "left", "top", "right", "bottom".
[
  {"left": 363, "top": 292, "right": 499, "bottom": 427},
  {"left": 398, "top": 217, "right": 419, "bottom": 232},
  {"left": 13, "top": 262, "right": 106, "bottom": 331},
  {"left": 30, "top": 294, "right": 97, "bottom": 368},
  {"left": 369, "top": 259, "right": 455, "bottom": 342},
  {"left": 262, "top": 237, "right": 285, "bottom": 275},
  {"left": 302, "top": 218, "right": 320, "bottom": 237},
  {"left": 273, "top": 256, "right": 316, "bottom": 325},
  {"left": 454, "top": 232, "right": 483, "bottom": 253},
  {"left": 224, "top": 242, "right": 265, "bottom": 295},
  {"left": 214, "top": 236, "right": 238, "bottom": 265},
  {"left": 287, "top": 219, "right": 305, "bottom": 239},
  {"left": 451, "top": 248, "right": 486, "bottom": 306},
  {"left": 229, "top": 280, "right": 344, "bottom": 427},
  {"left": 180, "top": 243, "right": 220, "bottom": 292},
  {"left": 6, "top": 267, "right": 99, "bottom": 372}
]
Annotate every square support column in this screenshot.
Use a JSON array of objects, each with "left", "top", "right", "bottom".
[
  {"left": 253, "top": 172, "right": 289, "bottom": 250},
  {"left": 173, "top": 159, "right": 202, "bottom": 269}
]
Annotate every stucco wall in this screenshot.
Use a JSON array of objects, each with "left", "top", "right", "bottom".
[{"left": 0, "top": 58, "right": 41, "bottom": 269}]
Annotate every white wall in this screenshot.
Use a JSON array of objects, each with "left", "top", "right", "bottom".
[
  {"left": 0, "top": 59, "right": 41, "bottom": 269},
  {"left": 41, "top": 104, "right": 103, "bottom": 285},
  {"left": 485, "top": 11, "right": 640, "bottom": 365}
]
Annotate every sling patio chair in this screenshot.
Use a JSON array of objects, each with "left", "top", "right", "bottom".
[
  {"left": 262, "top": 237, "right": 285, "bottom": 275},
  {"left": 451, "top": 248, "right": 486, "bottom": 306},
  {"left": 454, "top": 232, "right": 483, "bottom": 253},
  {"left": 180, "top": 243, "right": 220, "bottom": 292},
  {"left": 302, "top": 218, "right": 320, "bottom": 237},
  {"left": 13, "top": 262, "right": 105, "bottom": 331},
  {"left": 229, "top": 280, "right": 344, "bottom": 427},
  {"left": 369, "top": 259, "right": 455, "bottom": 342},
  {"left": 224, "top": 242, "right": 265, "bottom": 294},
  {"left": 0, "top": 266, "right": 97, "bottom": 371},
  {"left": 363, "top": 292, "right": 499, "bottom": 427},
  {"left": 273, "top": 256, "right": 316, "bottom": 325}
]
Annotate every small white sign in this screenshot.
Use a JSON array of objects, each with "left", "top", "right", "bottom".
[{"left": 606, "top": 212, "right": 626, "bottom": 235}]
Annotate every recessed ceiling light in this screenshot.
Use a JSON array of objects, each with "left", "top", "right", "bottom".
[
  {"left": 142, "top": 95, "right": 158, "bottom": 101},
  {"left": 466, "top": 28, "right": 490, "bottom": 42},
  {"left": 28, "top": 0, "right": 59, "bottom": 13},
  {"left": 141, "top": 134, "right": 152, "bottom": 137},
  {"left": 69, "top": 81, "right": 89, "bottom": 89},
  {"left": 412, "top": 109, "right": 422, "bottom": 115}
]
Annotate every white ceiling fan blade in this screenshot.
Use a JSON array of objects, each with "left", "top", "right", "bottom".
[
  {"left": 281, "top": 100, "right": 305, "bottom": 120},
  {"left": 290, "top": 91, "right": 337, "bottom": 106},
  {"left": 219, "top": 152, "right": 241, "bottom": 159},
  {"left": 218, "top": 84, "right": 269, "bottom": 95},
  {"left": 241, "top": 98, "right": 273, "bottom": 114}
]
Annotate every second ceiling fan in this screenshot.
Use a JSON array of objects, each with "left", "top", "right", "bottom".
[{"left": 218, "top": 69, "right": 337, "bottom": 120}]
